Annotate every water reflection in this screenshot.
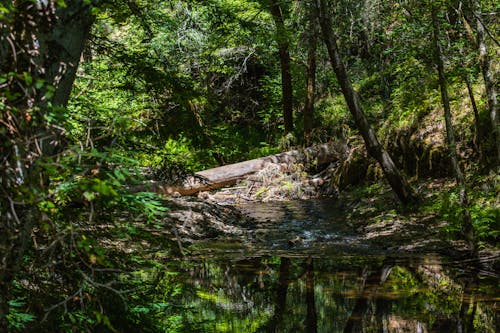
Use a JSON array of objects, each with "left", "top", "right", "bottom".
[
  {"left": 124, "top": 199, "right": 498, "bottom": 332},
  {"left": 163, "top": 254, "right": 498, "bottom": 333}
]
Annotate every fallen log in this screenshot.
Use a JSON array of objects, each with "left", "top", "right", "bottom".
[{"left": 134, "top": 142, "right": 341, "bottom": 196}]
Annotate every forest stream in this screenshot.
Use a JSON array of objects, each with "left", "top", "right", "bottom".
[{"left": 148, "top": 198, "right": 500, "bottom": 333}]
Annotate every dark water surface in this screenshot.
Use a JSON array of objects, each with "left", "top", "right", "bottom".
[{"left": 159, "top": 200, "right": 499, "bottom": 332}]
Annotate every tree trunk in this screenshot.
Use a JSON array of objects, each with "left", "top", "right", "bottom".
[
  {"left": 0, "top": 1, "right": 93, "bottom": 328},
  {"left": 45, "top": 12, "right": 93, "bottom": 106},
  {"left": 304, "top": 3, "right": 317, "bottom": 146},
  {"left": 135, "top": 142, "right": 340, "bottom": 195},
  {"left": 315, "top": 0, "right": 415, "bottom": 204},
  {"left": 269, "top": 0, "right": 294, "bottom": 134},
  {"left": 473, "top": 0, "right": 499, "bottom": 167},
  {"left": 464, "top": 75, "right": 483, "bottom": 159},
  {"left": 431, "top": 8, "right": 475, "bottom": 249}
]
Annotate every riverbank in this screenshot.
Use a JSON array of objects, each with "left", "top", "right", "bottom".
[{"left": 145, "top": 174, "right": 498, "bottom": 270}]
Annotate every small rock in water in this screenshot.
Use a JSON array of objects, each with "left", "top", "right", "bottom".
[{"left": 288, "top": 236, "right": 303, "bottom": 247}]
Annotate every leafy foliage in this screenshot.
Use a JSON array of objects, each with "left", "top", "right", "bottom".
[
  {"left": 6, "top": 299, "right": 35, "bottom": 331},
  {"left": 430, "top": 175, "right": 499, "bottom": 247}
]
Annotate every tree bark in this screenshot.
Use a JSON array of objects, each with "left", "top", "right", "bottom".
[
  {"left": 464, "top": 75, "right": 483, "bottom": 159},
  {"left": 431, "top": 8, "right": 475, "bottom": 249},
  {"left": 0, "top": 1, "right": 93, "bottom": 328},
  {"left": 47, "top": 6, "right": 95, "bottom": 107},
  {"left": 304, "top": 3, "right": 317, "bottom": 145},
  {"left": 473, "top": 0, "right": 499, "bottom": 167},
  {"left": 432, "top": 12, "right": 464, "bottom": 184},
  {"left": 315, "top": 0, "right": 415, "bottom": 204},
  {"left": 269, "top": 0, "right": 294, "bottom": 134}
]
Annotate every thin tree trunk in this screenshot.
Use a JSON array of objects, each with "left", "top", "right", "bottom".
[
  {"left": 315, "top": 0, "right": 415, "bottom": 204},
  {"left": 304, "top": 3, "right": 317, "bottom": 145},
  {"left": 431, "top": 8, "right": 475, "bottom": 249},
  {"left": 473, "top": 0, "right": 499, "bottom": 167},
  {"left": 269, "top": 0, "right": 294, "bottom": 134},
  {"left": 464, "top": 75, "right": 483, "bottom": 159}
]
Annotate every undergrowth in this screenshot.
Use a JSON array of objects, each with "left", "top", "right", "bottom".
[{"left": 426, "top": 174, "right": 500, "bottom": 249}]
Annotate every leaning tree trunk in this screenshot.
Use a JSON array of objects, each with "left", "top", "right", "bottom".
[
  {"left": 0, "top": 1, "right": 94, "bottom": 328},
  {"left": 473, "top": 0, "right": 499, "bottom": 167},
  {"left": 269, "top": 0, "right": 294, "bottom": 134},
  {"left": 303, "top": 2, "right": 317, "bottom": 145},
  {"left": 315, "top": 0, "right": 415, "bottom": 204},
  {"left": 431, "top": 8, "right": 475, "bottom": 249},
  {"left": 464, "top": 75, "right": 483, "bottom": 159},
  {"left": 41, "top": 8, "right": 95, "bottom": 107}
]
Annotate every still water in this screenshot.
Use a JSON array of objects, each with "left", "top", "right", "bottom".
[{"left": 148, "top": 200, "right": 499, "bottom": 332}]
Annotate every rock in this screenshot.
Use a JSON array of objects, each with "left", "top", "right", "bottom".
[{"left": 287, "top": 236, "right": 303, "bottom": 247}]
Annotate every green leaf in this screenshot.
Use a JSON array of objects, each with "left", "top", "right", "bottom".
[
  {"left": 35, "top": 79, "right": 44, "bottom": 89},
  {"left": 23, "top": 73, "right": 32, "bottom": 86},
  {"left": 8, "top": 300, "right": 25, "bottom": 307},
  {"left": 44, "top": 87, "right": 54, "bottom": 99},
  {"left": 131, "top": 306, "right": 151, "bottom": 314},
  {"left": 113, "top": 169, "right": 126, "bottom": 181},
  {"left": 83, "top": 191, "right": 96, "bottom": 201}
]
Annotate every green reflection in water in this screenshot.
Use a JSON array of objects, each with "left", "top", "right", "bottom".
[
  {"left": 116, "top": 199, "right": 498, "bottom": 332},
  {"left": 130, "top": 253, "right": 498, "bottom": 333}
]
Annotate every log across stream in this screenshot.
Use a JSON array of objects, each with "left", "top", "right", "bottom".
[{"left": 134, "top": 142, "right": 341, "bottom": 196}]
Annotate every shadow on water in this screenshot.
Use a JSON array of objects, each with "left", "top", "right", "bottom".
[{"left": 147, "top": 200, "right": 499, "bottom": 332}]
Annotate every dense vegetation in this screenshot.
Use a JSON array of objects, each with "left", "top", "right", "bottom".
[{"left": 0, "top": 0, "right": 498, "bottom": 331}]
